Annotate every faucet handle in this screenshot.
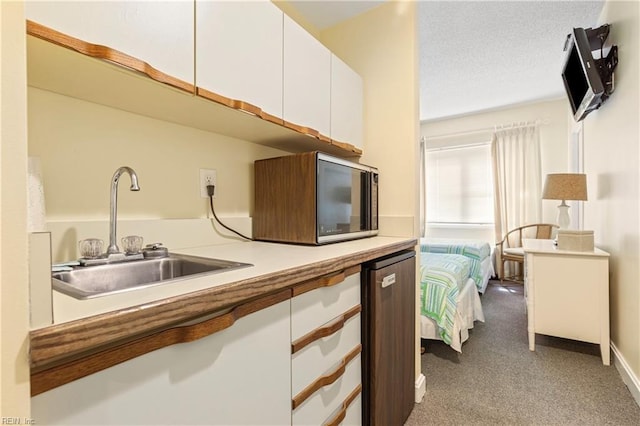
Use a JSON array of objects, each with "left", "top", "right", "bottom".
[{"left": 142, "top": 242, "right": 169, "bottom": 259}]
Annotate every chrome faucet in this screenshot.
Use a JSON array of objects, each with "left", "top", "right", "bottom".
[{"left": 107, "top": 166, "right": 140, "bottom": 255}]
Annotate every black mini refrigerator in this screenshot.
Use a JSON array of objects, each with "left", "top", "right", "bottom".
[{"left": 361, "top": 250, "right": 416, "bottom": 425}]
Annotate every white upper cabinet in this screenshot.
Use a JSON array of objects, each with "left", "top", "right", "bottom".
[
  {"left": 196, "top": 0, "right": 283, "bottom": 118},
  {"left": 25, "top": 1, "right": 194, "bottom": 86},
  {"left": 331, "top": 54, "right": 364, "bottom": 150},
  {"left": 283, "top": 15, "right": 331, "bottom": 137}
]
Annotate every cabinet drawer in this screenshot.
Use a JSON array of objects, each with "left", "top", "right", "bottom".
[
  {"left": 291, "top": 269, "right": 360, "bottom": 341},
  {"left": 293, "top": 351, "right": 361, "bottom": 426},
  {"left": 325, "top": 387, "right": 362, "bottom": 426},
  {"left": 292, "top": 310, "right": 361, "bottom": 396}
]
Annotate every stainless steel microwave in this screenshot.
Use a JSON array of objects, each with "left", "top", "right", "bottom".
[{"left": 253, "top": 151, "right": 378, "bottom": 245}]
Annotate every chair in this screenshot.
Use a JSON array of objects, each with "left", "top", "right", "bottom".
[{"left": 496, "top": 223, "right": 558, "bottom": 282}]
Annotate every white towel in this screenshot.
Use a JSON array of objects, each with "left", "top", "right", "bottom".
[{"left": 27, "top": 156, "right": 47, "bottom": 232}]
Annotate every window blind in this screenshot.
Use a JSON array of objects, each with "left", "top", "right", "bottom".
[{"left": 426, "top": 143, "right": 494, "bottom": 224}]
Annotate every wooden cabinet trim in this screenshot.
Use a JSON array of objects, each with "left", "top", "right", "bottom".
[
  {"left": 291, "top": 344, "right": 361, "bottom": 410},
  {"left": 291, "top": 305, "right": 361, "bottom": 354},
  {"left": 323, "top": 384, "right": 362, "bottom": 426},
  {"left": 291, "top": 265, "right": 361, "bottom": 297},
  {"left": 26, "top": 20, "right": 194, "bottom": 94},
  {"left": 30, "top": 289, "right": 290, "bottom": 397}
]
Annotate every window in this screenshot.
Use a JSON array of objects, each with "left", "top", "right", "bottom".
[{"left": 426, "top": 143, "right": 494, "bottom": 225}]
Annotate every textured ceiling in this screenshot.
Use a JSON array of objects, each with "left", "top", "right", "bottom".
[
  {"left": 288, "top": 1, "right": 605, "bottom": 122},
  {"left": 419, "top": 1, "right": 605, "bottom": 121}
]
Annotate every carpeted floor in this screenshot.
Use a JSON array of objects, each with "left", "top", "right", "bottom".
[{"left": 405, "top": 280, "right": 640, "bottom": 425}]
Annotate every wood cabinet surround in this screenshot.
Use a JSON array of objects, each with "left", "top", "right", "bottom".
[
  {"left": 26, "top": 18, "right": 362, "bottom": 158},
  {"left": 253, "top": 151, "right": 318, "bottom": 244}
]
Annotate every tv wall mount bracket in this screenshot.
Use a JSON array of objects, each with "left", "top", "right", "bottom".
[{"left": 565, "top": 24, "right": 619, "bottom": 98}]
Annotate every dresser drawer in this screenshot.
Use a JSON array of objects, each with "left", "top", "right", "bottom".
[
  {"left": 292, "top": 310, "right": 361, "bottom": 396},
  {"left": 291, "top": 267, "right": 360, "bottom": 341},
  {"left": 292, "top": 351, "right": 361, "bottom": 426}
]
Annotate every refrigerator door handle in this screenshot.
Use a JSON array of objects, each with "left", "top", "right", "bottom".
[{"left": 381, "top": 273, "right": 396, "bottom": 288}]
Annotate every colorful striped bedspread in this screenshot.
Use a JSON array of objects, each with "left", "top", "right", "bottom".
[
  {"left": 420, "top": 238, "right": 491, "bottom": 292},
  {"left": 419, "top": 253, "right": 471, "bottom": 345}
]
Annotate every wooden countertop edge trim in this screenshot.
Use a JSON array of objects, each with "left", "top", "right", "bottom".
[
  {"left": 291, "top": 305, "right": 361, "bottom": 354},
  {"left": 30, "top": 289, "right": 290, "bottom": 397},
  {"left": 29, "top": 239, "right": 416, "bottom": 370},
  {"left": 26, "top": 20, "right": 194, "bottom": 94},
  {"left": 291, "top": 344, "right": 361, "bottom": 410}
]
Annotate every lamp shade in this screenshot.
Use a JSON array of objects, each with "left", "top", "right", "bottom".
[{"left": 542, "top": 173, "right": 588, "bottom": 201}]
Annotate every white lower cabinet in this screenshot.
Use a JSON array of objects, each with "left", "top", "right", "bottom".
[
  {"left": 31, "top": 299, "right": 291, "bottom": 425},
  {"left": 291, "top": 270, "right": 363, "bottom": 425},
  {"left": 31, "top": 269, "right": 364, "bottom": 425}
]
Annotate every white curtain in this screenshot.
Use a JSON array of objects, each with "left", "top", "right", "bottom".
[
  {"left": 492, "top": 123, "right": 542, "bottom": 276},
  {"left": 419, "top": 136, "right": 427, "bottom": 237}
]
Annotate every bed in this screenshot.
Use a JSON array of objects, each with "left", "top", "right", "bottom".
[
  {"left": 420, "top": 238, "right": 495, "bottom": 294},
  {"left": 419, "top": 252, "right": 485, "bottom": 352}
]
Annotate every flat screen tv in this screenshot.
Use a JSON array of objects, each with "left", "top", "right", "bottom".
[{"left": 561, "top": 27, "right": 605, "bottom": 122}]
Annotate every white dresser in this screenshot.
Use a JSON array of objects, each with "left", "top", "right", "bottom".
[{"left": 523, "top": 239, "right": 610, "bottom": 365}]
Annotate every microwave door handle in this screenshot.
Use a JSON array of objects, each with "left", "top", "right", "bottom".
[{"left": 364, "top": 172, "right": 372, "bottom": 230}]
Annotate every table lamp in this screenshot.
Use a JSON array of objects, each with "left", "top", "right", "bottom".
[{"left": 542, "top": 173, "right": 587, "bottom": 229}]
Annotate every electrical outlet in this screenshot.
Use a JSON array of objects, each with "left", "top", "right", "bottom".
[{"left": 199, "top": 169, "right": 217, "bottom": 198}]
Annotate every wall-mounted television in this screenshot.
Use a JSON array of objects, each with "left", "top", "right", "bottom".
[
  {"left": 561, "top": 27, "right": 605, "bottom": 122},
  {"left": 561, "top": 25, "right": 618, "bottom": 122}
]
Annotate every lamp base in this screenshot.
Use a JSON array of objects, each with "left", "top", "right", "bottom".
[{"left": 557, "top": 200, "right": 570, "bottom": 229}]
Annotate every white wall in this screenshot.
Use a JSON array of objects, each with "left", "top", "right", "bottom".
[
  {"left": 583, "top": 0, "right": 640, "bottom": 396},
  {"left": 421, "top": 98, "right": 571, "bottom": 243},
  {"left": 28, "top": 88, "right": 288, "bottom": 222},
  {"left": 0, "top": 1, "right": 31, "bottom": 416},
  {"left": 27, "top": 88, "right": 288, "bottom": 260},
  {"left": 321, "top": 1, "right": 420, "bottom": 238}
]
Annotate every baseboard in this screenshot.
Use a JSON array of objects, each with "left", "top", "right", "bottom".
[
  {"left": 612, "top": 342, "right": 640, "bottom": 408},
  {"left": 415, "top": 373, "right": 426, "bottom": 403}
]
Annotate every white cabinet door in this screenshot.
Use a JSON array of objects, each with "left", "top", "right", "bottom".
[
  {"left": 283, "top": 15, "right": 331, "bottom": 136},
  {"left": 196, "top": 0, "right": 283, "bottom": 118},
  {"left": 25, "top": 1, "right": 194, "bottom": 85},
  {"left": 331, "top": 54, "right": 364, "bottom": 149},
  {"left": 31, "top": 300, "right": 291, "bottom": 425}
]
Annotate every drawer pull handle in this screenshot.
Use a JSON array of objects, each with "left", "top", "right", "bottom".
[
  {"left": 291, "top": 305, "right": 361, "bottom": 354},
  {"left": 292, "top": 265, "right": 360, "bottom": 297},
  {"left": 292, "top": 345, "right": 361, "bottom": 410},
  {"left": 323, "top": 384, "right": 362, "bottom": 426},
  {"left": 26, "top": 20, "right": 194, "bottom": 94}
]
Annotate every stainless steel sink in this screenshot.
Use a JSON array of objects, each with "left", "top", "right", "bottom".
[{"left": 52, "top": 253, "right": 253, "bottom": 299}]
